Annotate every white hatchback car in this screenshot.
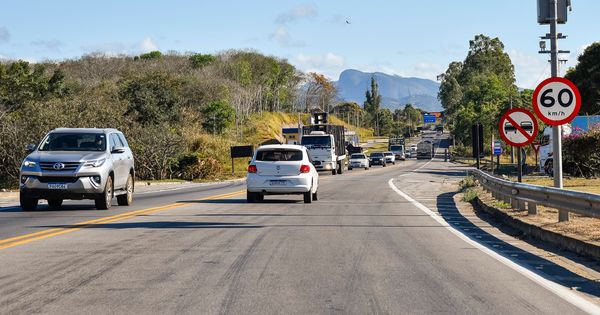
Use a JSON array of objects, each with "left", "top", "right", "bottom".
[
  {"left": 247, "top": 145, "right": 319, "bottom": 203},
  {"left": 348, "top": 153, "right": 369, "bottom": 170}
]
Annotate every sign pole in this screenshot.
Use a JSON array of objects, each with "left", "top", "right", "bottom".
[
  {"left": 475, "top": 123, "right": 480, "bottom": 170},
  {"left": 517, "top": 147, "right": 522, "bottom": 182},
  {"left": 548, "top": 0, "right": 563, "bottom": 190},
  {"left": 496, "top": 154, "right": 500, "bottom": 175}
]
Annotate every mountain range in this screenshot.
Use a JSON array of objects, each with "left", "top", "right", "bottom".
[{"left": 335, "top": 69, "right": 442, "bottom": 112}]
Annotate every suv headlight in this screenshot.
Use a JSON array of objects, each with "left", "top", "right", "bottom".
[
  {"left": 83, "top": 158, "right": 106, "bottom": 168},
  {"left": 23, "top": 160, "right": 36, "bottom": 167}
]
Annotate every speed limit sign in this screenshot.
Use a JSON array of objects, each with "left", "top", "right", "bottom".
[{"left": 532, "top": 77, "right": 581, "bottom": 125}]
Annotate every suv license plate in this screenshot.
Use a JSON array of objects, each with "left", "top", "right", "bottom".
[
  {"left": 48, "top": 183, "right": 68, "bottom": 189},
  {"left": 270, "top": 180, "right": 286, "bottom": 186}
]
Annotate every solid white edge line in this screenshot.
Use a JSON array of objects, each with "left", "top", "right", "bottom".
[{"left": 388, "top": 178, "right": 600, "bottom": 314}]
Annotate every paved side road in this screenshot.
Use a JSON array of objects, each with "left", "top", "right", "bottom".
[{"left": 0, "top": 157, "right": 598, "bottom": 314}]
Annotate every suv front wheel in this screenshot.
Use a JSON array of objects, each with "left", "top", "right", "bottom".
[
  {"left": 20, "top": 192, "right": 38, "bottom": 211},
  {"left": 95, "top": 176, "right": 113, "bottom": 210}
]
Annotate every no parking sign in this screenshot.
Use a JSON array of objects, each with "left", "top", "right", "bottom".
[{"left": 498, "top": 108, "right": 538, "bottom": 147}]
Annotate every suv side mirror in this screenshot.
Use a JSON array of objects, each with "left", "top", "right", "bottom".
[
  {"left": 26, "top": 144, "right": 36, "bottom": 152},
  {"left": 111, "top": 146, "right": 125, "bottom": 154}
]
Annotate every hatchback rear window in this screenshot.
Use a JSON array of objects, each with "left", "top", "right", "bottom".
[{"left": 256, "top": 150, "right": 303, "bottom": 161}]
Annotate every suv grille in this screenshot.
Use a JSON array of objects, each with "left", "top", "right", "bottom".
[
  {"left": 39, "top": 162, "right": 81, "bottom": 171},
  {"left": 37, "top": 176, "right": 79, "bottom": 183}
]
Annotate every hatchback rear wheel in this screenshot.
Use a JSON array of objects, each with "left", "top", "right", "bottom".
[{"left": 303, "top": 191, "right": 313, "bottom": 203}]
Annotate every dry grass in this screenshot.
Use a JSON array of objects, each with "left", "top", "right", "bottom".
[
  {"left": 477, "top": 187, "right": 600, "bottom": 246},
  {"left": 522, "top": 177, "right": 600, "bottom": 195}
]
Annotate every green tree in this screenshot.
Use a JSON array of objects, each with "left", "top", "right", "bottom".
[
  {"left": 364, "top": 76, "right": 381, "bottom": 114},
  {"left": 0, "top": 61, "right": 68, "bottom": 111},
  {"left": 120, "top": 73, "right": 181, "bottom": 125},
  {"left": 364, "top": 76, "right": 383, "bottom": 135},
  {"left": 189, "top": 53, "right": 216, "bottom": 69},
  {"left": 201, "top": 100, "right": 235, "bottom": 134},
  {"left": 565, "top": 42, "right": 600, "bottom": 115},
  {"left": 438, "top": 34, "right": 517, "bottom": 146},
  {"left": 378, "top": 108, "right": 395, "bottom": 136},
  {"left": 139, "top": 51, "right": 162, "bottom": 60},
  {"left": 437, "top": 62, "right": 463, "bottom": 116}
]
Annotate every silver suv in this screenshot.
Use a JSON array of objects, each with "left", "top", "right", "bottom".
[{"left": 19, "top": 128, "right": 135, "bottom": 211}]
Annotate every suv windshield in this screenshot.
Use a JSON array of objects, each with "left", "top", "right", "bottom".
[
  {"left": 351, "top": 154, "right": 366, "bottom": 159},
  {"left": 256, "top": 149, "right": 303, "bottom": 162},
  {"left": 301, "top": 136, "right": 331, "bottom": 147},
  {"left": 38, "top": 133, "right": 107, "bottom": 151},
  {"left": 390, "top": 145, "right": 403, "bottom": 151}
]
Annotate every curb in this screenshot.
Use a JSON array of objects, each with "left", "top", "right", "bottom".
[{"left": 472, "top": 197, "right": 600, "bottom": 261}]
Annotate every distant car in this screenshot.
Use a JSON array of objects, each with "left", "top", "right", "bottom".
[
  {"left": 19, "top": 128, "right": 135, "bottom": 211},
  {"left": 369, "top": 152, "right": 386, "bottom": 167},
  {"left": 383, "top": 152, "right": 396, "bottom": 165},
  {"left": 348, "top": 153, "right": 369, "bottom": 170},
  {"left": 409, "top": 145, "right": 418, "bottom": 158},
  {"left": 246, "top": 144, "right": 319, "bottom": 203},
  {"left": 405, "top": 150, "right": 411, "bottom": 158}
]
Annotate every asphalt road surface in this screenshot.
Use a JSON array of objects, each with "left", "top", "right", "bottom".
[{"left": 0, "top": 137, "right": 598, "bottom": 314}]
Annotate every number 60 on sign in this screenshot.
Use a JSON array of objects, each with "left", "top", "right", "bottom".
[{"left": 532, "top": 77, "right": 581, "bottom": 126}]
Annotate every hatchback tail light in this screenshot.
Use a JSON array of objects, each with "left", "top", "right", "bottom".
[
  {"left": 247, "top": 165, "right": 257, "bottom": 173},
  {"left": 300, "top": 165, "right": 311, "bottom": 173}
]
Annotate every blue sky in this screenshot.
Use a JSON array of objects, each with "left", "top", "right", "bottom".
[{"left": 0, "top": 0, "right": 598, "bottom": 88}]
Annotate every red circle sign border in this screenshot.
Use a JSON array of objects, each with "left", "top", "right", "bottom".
[
  {"left": 532, "top": 77, "right": 581, "bottom": 126},
  {"left": 498, "top": 108, "right": 539, "bottom": 147}
]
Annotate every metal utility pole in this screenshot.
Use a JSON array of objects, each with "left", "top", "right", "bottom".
[
  {"left": 549, "top": 1, "right": 563, "bottom": 191},
  {"left": 538, "top": 0, "right": 571, "bottom": 221},
  {"left": 510, "top": 96, "right": 515, "bottom": 164}
]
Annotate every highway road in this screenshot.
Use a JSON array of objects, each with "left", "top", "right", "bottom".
[{"left": 0, "top": 137, "right": 599, "bottom": 314}]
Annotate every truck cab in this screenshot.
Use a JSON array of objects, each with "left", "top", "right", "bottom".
[{"left": 301, "top": 132, "right": 338, "bottom": 174}]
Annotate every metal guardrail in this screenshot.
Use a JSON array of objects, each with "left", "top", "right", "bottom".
[{"left": 471, "top": 169, "right": 600, "bottom": 222}]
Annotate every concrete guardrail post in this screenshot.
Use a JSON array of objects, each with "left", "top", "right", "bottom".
[
  {"left": 511, "top": 198, "right": 518, "bottom": 209},
  {"left": 527, "top": 202, "right": 537, "bottom": 215},
  {"left": 558, "top": 209, "right": 569, "bottom": 222},
  {"left": 516, "top": 199, "right": 526, "bottom": 211}
]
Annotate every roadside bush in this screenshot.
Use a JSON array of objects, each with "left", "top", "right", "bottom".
[
  {"left": 176, "top": 153, "right": 223, "bottom": 180},
  {"left": 563, "top": 124, "right": 600, "bottom": 177},
  {"left": 462, "top": 188, "right": 479, "bottom": 202},
  {"left": 459, "top": 176, "right": 477, "bottom": 191}
]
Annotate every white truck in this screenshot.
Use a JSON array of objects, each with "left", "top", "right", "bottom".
[
  {"left": 301, "top": 124, "right": 346, "bottom": 175},
  {"left": 539, "top": 125, "right": 572, "bottom": 175}
]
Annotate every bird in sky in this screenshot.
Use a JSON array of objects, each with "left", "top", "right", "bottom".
[{"left": 346, "top": 19, "right": 351, "bottom": 24}]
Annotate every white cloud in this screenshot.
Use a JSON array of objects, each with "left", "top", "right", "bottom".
[
  {"left": 508, "top": 49, "right": 549, "bottom": 89},
  {"left": 269, "top": 26, "right": 304, "bottom": 47},
  {"left": 292, "top": 52, "right": 345, "bottom": 79},
  {"left": 139, "top": 37, "right": 158, "bottom": 53},
  {"left": 275, "top": 4, "right": 317, "bottom": 24},
  {"left": 0, "top": 26, "right": 9, "bottom": 43}
]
